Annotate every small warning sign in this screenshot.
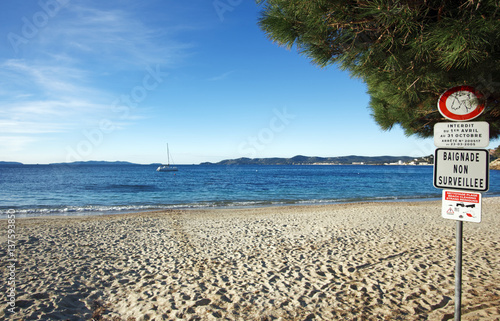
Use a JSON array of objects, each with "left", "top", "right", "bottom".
[{"left": 442, "top": 190, "right": 481, "bottom": 223}]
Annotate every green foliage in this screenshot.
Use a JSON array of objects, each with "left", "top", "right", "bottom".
[
  {"left": 257, "top": 0, "right": 500, "bottom": 138},
  {"left": 493, "top": 145, "right": 500, "bottom": 159}
]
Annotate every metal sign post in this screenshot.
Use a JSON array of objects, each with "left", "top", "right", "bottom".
[
  {"left": 434, "top": 86, "right": 489, "bottom": 321},
  {"left": 455, "top": 220, "right": 463, "bottom": 321}
]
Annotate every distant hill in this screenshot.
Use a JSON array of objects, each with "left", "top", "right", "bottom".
[
  {"left": 49, "top": 161, "right": 139, "bottom": 166},
  {"left": 0, "top": 161, "right": 24, "bottom": 166},
  {"left": 0, "top": 161, "right": 150, "bottom": 166},
  {"left": 200, "top": 155, "right": 433, "bottom": 166}
]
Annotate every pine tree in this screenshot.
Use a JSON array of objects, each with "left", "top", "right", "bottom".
[{"left": 257, "top": 0, "right": 500, "bottom": 138}]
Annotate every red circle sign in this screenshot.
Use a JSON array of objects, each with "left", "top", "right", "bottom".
[{"left": 437, "top": 86, "right": 485, "bottom": 121}]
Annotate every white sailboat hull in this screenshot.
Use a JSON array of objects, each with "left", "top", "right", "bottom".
[{"left": 156, "top": 165, "right": 178, "bottom": 172}]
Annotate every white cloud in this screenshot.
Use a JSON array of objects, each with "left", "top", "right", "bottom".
[
  {"left": 0, "top": 59, "right": 113, "bottom": 136},
  {"left": 0, "top": 2, "right": 192, "bottom": 158},
  {"left": 1, "top": 59, "right": 97, "bottom": 99},
  {"left": 208, "top": 70, "right": 236, "bottom": 81},
  {"left": 36, "top": 4, "right": 191, "bottom": 68},
  {"left": 0, "top": 136, "right": 38, "bottom": 152},
  {"left": 0, "top": 119, "right": 67, "bottom": 134}
]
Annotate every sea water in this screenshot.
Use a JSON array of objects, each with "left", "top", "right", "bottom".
[{"left": 1, "top": 164, "right": 498, "bottom": 217}]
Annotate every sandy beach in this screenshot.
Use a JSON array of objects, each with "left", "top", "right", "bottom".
[{"left": 1, "top": 199, "right": 499, "bottom": 320}]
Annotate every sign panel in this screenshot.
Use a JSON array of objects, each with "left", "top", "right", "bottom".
[
  {"left": 434, "top": 121, "right": 490, "bottom": 148},
  {"left": 438, "top": 86, "right": 485, "bottom": 121},
  {"left": 434, "top": 148, "right": 489, "bottom": 192},
  {"left": 442, "top": 190, "right": 481, "bottom": 223}
]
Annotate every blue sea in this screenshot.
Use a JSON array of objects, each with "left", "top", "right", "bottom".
[{"left": 1, "top": 164, "right": 499, "bottom": 217}]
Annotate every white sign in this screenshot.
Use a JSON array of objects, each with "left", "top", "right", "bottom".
[
  {"left": 438, "top": 86, "right": 485, "bottom": 121},
  {"left": 434, "top": 121, "right": 490, "bottom": 148},
  {"left": 442, "top": 190, "right": 481, "bottom": 223},
  {"left": 434, "top": 148, "right": 489, "bottom": 192}
]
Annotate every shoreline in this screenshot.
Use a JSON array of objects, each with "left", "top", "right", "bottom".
[
  {"left": 3, "top": 197, "right": 442, "bottom": 220},
  {"left": 1, "top": 198, "right": 499, "bottom": 320},
  {"left": 13, "top": 192, "right": 500, "bottom": 218},
  {"left": 0, "top": 194, "right": 466, "bottom": 219}
]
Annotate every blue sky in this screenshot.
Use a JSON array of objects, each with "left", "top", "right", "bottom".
[{"left": 1, "top": 0, "right": 496, "bottom": 164}]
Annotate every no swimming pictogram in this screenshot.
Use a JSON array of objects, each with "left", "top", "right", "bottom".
[{"left": 437, "top": 86, "right": 485, "bottom": 121}]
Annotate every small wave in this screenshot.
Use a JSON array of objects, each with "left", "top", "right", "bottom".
[
  {"left": 0, "top": 205, "right": 163, "bottom": 217},
  {"left": 84, "top": 184, "right": 159, "bottom": 192},
  {"left": 0, "top": 201, "right": 284, "bottom": 217},
  {"left": 0, "top": 194, "right": 445, "bottom": 217}
]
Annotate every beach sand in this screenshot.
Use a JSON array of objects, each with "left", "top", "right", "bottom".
[{"left": 1, "top": 198, "right": 499, "bottom": 320}]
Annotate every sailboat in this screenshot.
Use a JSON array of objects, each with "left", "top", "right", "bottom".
[{"left": 156, "top": 144, "right": 178, "bottom": 172}]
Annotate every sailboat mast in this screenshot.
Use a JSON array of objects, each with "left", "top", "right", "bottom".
[{"left": 167, "top": 143, "right": 170, "bottom": 166}]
